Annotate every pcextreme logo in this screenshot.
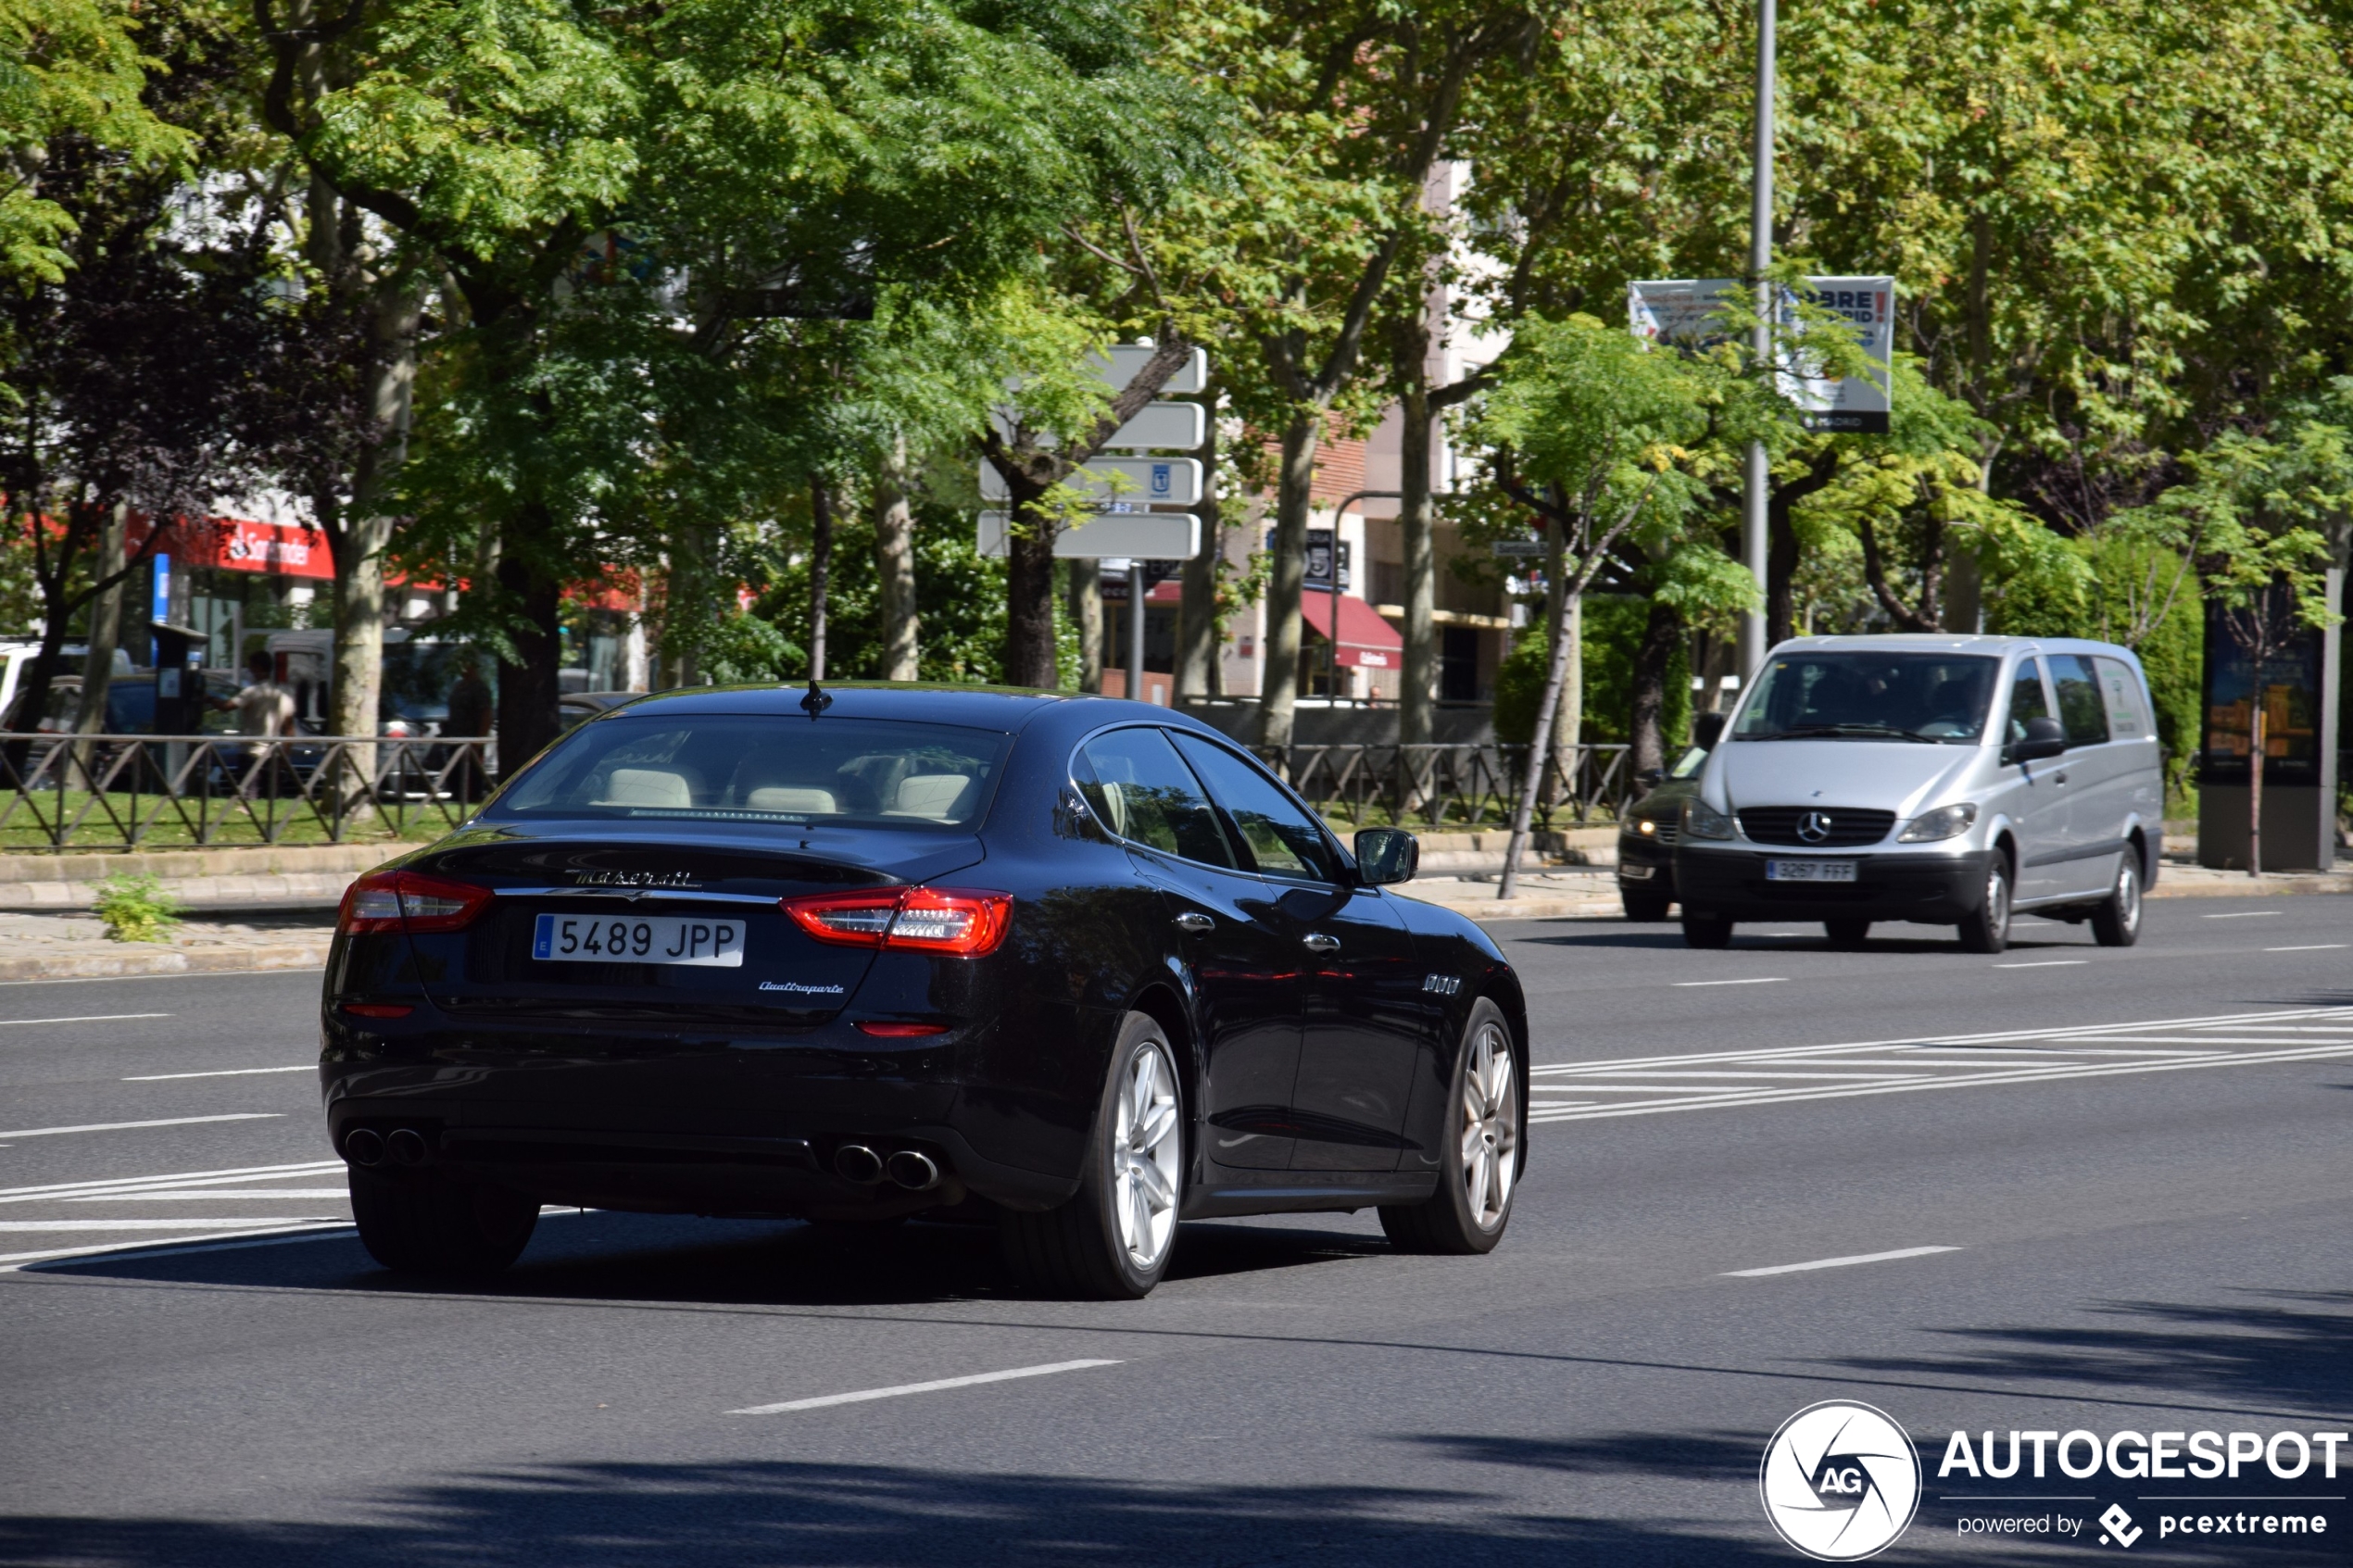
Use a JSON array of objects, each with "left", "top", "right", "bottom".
[{"left": 1759, "top": 1400, "right": 1924, "bottom": 1562}]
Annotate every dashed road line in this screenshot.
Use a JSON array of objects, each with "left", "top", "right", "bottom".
[
  {"left": 123, "top": 1066, "right": 313, "bottom": 1082},
  {"left": 1726, "top": 1246, "right": 1960, "bottom": 1277},
  {"left": 730, "top": 1360, "right": 1123, "bottom": 1416},
  {"left": 0, "top": 1013, "right": 171, "bottom": 1028},
  {"left": 0, "top": 1113, "right": 282, "bottom": 1141},
  {"left": 1672, "top": 977, "right": 1788, "bottom": 988}
]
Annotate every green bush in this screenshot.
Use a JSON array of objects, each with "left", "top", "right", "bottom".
[{"left": 93, "top": 874, "right": 182, "bottom": 944}]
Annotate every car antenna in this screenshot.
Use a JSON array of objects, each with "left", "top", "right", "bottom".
[{"left": 799, "top": 679, "right": 832, "bottom": 720}]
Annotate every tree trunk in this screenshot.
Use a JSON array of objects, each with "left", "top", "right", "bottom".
[
  {"left": 1554, "top": 590, "right": 1582, "bottom": 808},
  {"left": 808, "top": 478, "right": 834, "bottom": 681},
  {"left": 1498, "top": 584, "right": 1584, "bottom": 901},
  {"left": 872, "top": 437, "right": 918, "bottom": 682},
  {"left": 1539, "top": 510, "right": 1567, "bottom": 808},
  {"left": 327, "top": 278, "right": 421, "bottom": 818},
  {"left": 1398, "top": 387, "right": 1437, "bottom": 749},
  {"left": 1766, "top": 493, "right": 1801, "bottom": 647},
  {"left": 1068, "top": 558, "right": 1102, "bottom": 693},
  {"left": 1174, "top": 392, "right": 1219, "bottom": 704},
  {"left": 1255, "top": 411, "right": 1319, "bottom": 747},
  {"left": 2249, "top": 701, "right": 2265, "bottom": 877},
  {"left": 493, "top": 524, "right": 562, "bottom": 780},
  {"left": 71, "top": 501, "right": 128, "bottom": 739},
  {"left": 1629, "top": 596, "right": 1683, "bottom": 778},
  {"left": 1004, "top": 504, "right": 1059, "bottom": 688}
]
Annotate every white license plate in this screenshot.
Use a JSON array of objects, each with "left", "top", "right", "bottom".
[
  {"left": 1766, "top": 859, "right": 1857, "bottom": 883},
  {"left": 532, "top": 911, "right": 745, "bottom": 967}
]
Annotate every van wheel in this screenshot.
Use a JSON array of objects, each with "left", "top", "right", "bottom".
[
  {"left": 349, "top": 1169, "right": 538, "bottom": 1277},
  {"left": 1957, "top": 857, "right": 2013, "bottom": 954},
  {"left": 1622, "top": 888, "right": 1672, "bottom": 922},
  {"left": 2090, "top": 854, "right": 2143, "bottom": 947},
  {"left": 1682, "top": 914, "right": 1733, "bottom": 949},
  {"left": 1824, "top": 918, "right": 1871, "bottom": 949},
  {"left": 998, "top": 1012, "right": 1183, "bottom": 1299}
]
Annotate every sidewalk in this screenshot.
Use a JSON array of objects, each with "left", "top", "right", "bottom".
[
  {"left": 0, "top": 842, "right": 420, "bottom": 915},
  {"left": 0, "top": 909, "right": 334, "bottom": 982}
]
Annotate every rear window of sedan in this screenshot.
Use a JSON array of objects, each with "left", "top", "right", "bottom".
[{"left": 486, "top": 715, "right": 1011, "bottom": 829}]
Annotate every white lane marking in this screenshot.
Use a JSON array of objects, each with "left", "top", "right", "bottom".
[
  {"left": 1726, "top": 1246, "right": 1961, "bottom": 1278},
  {"left": 0, "top": 1160, "right": 342, "bottom": 1202},
  {"left": 1672, "top": 977, "right": 1788, "bottom": 988},
  {"left": 1531, "top": 1039, "right": 2353, "bottom": 1123},
  {"left": 2203, "top": 910, "right": 2282, "bottom": 918},
  {"left": 1589, "top": 1069, "right": 1927, "bottom": 1081},
  {"left": 0, "top": 1013, "right": 172, "bottom": 1028},
  {"left": 67, "top": 1190, "right": 352, "bottom": 1201},
  {"left": 2050, "top": 1037, "right": 2342, "bottom": 1048},
  {"left": 0, "top": 1218, "right": 343, "bottom": 1231},
  {"left": 123, "top": 1066, "right": 312, "bottom": 1082},
  {"left": 0, "top": 1113, "right": 282, "bottom": 1141},
  {"left": 2267, "top": 945, "right": 2347, "bottom": 953},
  {"left": 1994, "top": 960, "right": 2088, "bottom": 969},
  {"left": 0, "top": 1223, "right": 356, "bottom": 1268},
  {"left": 730, "top": 1360, "right": 1122, "bottom": 1416}
]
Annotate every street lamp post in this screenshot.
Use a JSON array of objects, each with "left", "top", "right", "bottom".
[
  {"left": 1740, "top": 0, "right": 1777, "bottom": 684},
  {"left": 1316, "top": 490, "right": 1401, "bottom": 707}
]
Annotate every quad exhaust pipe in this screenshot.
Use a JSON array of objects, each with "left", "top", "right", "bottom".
[
  {"left": 832, "top": 1143, "right": 942, "bottom": 1191},
  {"left": 344, "top": 1126, "right": 430, "bottom": 1168}
]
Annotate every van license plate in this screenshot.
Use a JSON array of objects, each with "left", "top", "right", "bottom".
[
  {"left": 532, "top": 912, "right": 745, "bottom": 967},
  {"left": 1766, "top": 859, "right": 1856, "bottom": 883}
]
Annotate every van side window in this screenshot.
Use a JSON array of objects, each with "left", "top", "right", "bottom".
[
  {"left": 2048, "top": 655, "right": 2110, "bottom": 746},
  {"left": 2092, "top": 657, "right": 2149, "bottom": 739},
  {"left": 2004, "top": 659, "right": 2051, "bottom": 744}
]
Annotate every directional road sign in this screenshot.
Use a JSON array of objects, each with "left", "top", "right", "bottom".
[
  {"left": 979, "top": 457, "right": 1202, "bottom": 508},
  {"left": 1088, "top": 345, "right": 1207, "bottom": 395},
  {"left": 977, "top": 511, "right": 1201, "bottom": 560},
  {"left": 1490, "top": 540, "right": 1546, "bottom": 558},
  {"left": 988, "top": 401, "right": 1205, "bottom": 453}
]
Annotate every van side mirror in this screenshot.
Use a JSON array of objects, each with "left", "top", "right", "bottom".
[
  {"left": 2006, "top": 715, "right": 2068, "bottom": 763},
  {"left": 1353, "top": 827, "right": 1419, "bottom": 885},
  {"left": 1692, "top": 711, "right": 1727, "bottom": 749}
]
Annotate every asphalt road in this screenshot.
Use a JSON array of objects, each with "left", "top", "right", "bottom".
[{"left": 1, "top": 895, "right": 2348, "bottom": 1566}]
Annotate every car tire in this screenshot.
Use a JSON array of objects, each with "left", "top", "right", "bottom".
[
  {"left": 1621, "top": 887, "right": 1673, "bottom": 922},
  {"left": 1681, "top": 914, "right": 1733, "bottom": 949},
  {"left": 1824, "top": 918, "right": 1871, "bottom": 949},
  {"left": 1957, "top": 855, "right": 2013, "bottom": 954},
  {"left": 2090, "top": 852, "right": 2143, "bottom": 947},
  {"left": 348, "top": 1168, "right": 538, "bottom": 1276},
  {"left": 999, "top": 1011, "right": 1184, "bottom": 1299},
  {"left": 1381, "top": 998, "right": 1521, "bottom": 1256}
]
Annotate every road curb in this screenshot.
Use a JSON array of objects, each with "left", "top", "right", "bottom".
[{"left": 0, "top": 940, "right": 331, "bottom": 982}]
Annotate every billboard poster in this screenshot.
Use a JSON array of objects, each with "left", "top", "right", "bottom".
[{"left": 1629, "top": 275, "right": 1895, "bottom": 433}]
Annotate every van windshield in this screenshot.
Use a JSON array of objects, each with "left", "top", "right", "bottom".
[
  {"left": 1732, "top": 653, "right": 1999, "bottom": 744},
  {"left": 487, "top": 715, "right": 1011, "bottom": 829}
]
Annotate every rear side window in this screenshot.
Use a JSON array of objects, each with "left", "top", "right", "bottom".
[
  {"left": 1170, "top": 732, "right": 1341, "bottom": 884},
  {"left": 2092, "top": 657, "right": 2149, "bottom": 739},
  {"left": 2004, "top": 659, "right": 2051, "bottom": 744},
  {"left": 1075, "top": 728, "right": 1235, "bottom": 868},
  {"left": 488, "top": 715, "right": 1009, "bottom": 828},
  {"left": 2048, "top": 655, "right": 2110, "bottom": 746}
]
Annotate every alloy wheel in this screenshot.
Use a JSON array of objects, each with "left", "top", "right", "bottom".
[
  {"left": 2117, "top": 861, "right": 2141, "bottom": 934},
  {"left": 1458, "top": 1021, "right": 1518, "bottom": 1230},
  {"left": 1112, "top": 1038, "right": 1181, "bottom": 1270},
  {"left": 1985, "top": 863, "right": 2011, "bottom": 938}
]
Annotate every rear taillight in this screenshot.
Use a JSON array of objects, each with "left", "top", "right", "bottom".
[
  {"left": 337, "top": 871, "right": 493, "bottom": 936},
  {"left": 781, "top": 886, "right": 1013, "bottom": 958}
]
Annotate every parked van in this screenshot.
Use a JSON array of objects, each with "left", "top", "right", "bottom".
[{"left": 1670, "top": 634, "right": 2163, "bottom": 953}]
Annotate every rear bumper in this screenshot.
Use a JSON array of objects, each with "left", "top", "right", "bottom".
[
  {"left": 1672, "top": 845, "right": 1991, "bottom": 923},
  {"left": 318, "top": 1003, "right": 1093, "bottom": 1216}
]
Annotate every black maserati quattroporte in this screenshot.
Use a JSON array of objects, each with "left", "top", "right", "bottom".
[{"left": 322, "top": 684, "right": 1528, "bottom": 1298}]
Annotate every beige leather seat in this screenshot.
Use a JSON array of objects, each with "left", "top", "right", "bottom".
[
  {"left": 595, "top": 767, "right": 696, "bottom": 809},
  {"left": 744, "top": 786, "right": 838, "bottom": 813},
  {"left": 887, "top": 773, "right": 970, "bottom": 821}
]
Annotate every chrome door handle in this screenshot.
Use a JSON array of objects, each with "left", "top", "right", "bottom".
[
  {"left": 2056, "top": 772, "right": 2069, "bottom": 784},
  {"left": 1174, "top": 912, "right": 1214, "bottom": 933},
  {"left": 1302, "top": 933, "right": 1340, "bottom": 955}
]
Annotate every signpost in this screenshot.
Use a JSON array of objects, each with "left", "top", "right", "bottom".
[
  {"left": 1489, "top": 539, "right": 1545, "bottom": 558},
  {"left": 979, "top": 456, "right": 1202, "bottom": 508},
  {"left": 975, "top": 511, "right": 1200, "bottom": 560},
  {"left": 989, "top": 402, "right": 1204, "bottom": 453}
]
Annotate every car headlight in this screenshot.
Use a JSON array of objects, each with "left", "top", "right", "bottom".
[
  {"left": 1635, "top": 819, "right": 1658, "bottom": 836},
  {"left": 1897, "top": 803, "right": 1979, "bottom": 842},
  {"left": 1683, "top": 799, "right": 1735, "bottom": 841}
]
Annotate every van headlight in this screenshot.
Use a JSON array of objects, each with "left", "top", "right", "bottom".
[
  {"left": 1897, "top": 803, "right": 1979, "bottom": 842},
  {"left": 1683, "top": 799, "right": 1735, "bottom": 841}
]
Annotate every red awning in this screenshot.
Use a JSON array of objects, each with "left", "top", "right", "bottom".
[{"left": 1299, "top": 593, "right": 1405, "bottom": 670}]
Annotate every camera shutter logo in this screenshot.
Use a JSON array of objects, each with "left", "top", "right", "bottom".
[
  {"left": 1797, "top": 810, "right": 1833, "bottom": 844},
  {"left": 1758, "top": 1400, "right": 1921, "bottom": 1561}
]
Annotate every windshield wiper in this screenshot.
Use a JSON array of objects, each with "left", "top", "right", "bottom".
[{"left": 1757, "top": 723, "right": 1944, "bottom": 744}]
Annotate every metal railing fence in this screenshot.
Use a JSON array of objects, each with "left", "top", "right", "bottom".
[
  {"left": 0, "top": 734, "right": 494, "bottom": 851},
  {"left": 1251, "top": 742, "right": 1635, "bottom": 830}
]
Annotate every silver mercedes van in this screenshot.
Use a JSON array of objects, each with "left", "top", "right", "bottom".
[{"left": 1670, "top": 634, "right": 2163, "bottom": 953}]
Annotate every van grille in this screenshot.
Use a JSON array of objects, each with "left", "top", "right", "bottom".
[{"left": 1736, "top": 807, "right": 1895, "bottom": 847}]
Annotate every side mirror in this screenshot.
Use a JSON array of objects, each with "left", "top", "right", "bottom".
[
  {"left": 1692, "top": 710, "right": 1727, "bottom": 749},
  {"left": 1637, "top": 767, "right": 1665, "bottom": 788},
  {"left": 1353, "top": 827, "right": 1419, "bottom": 885},
  {"left": 2006, "top": 715, "right": 2068, "bottom": 764}
]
